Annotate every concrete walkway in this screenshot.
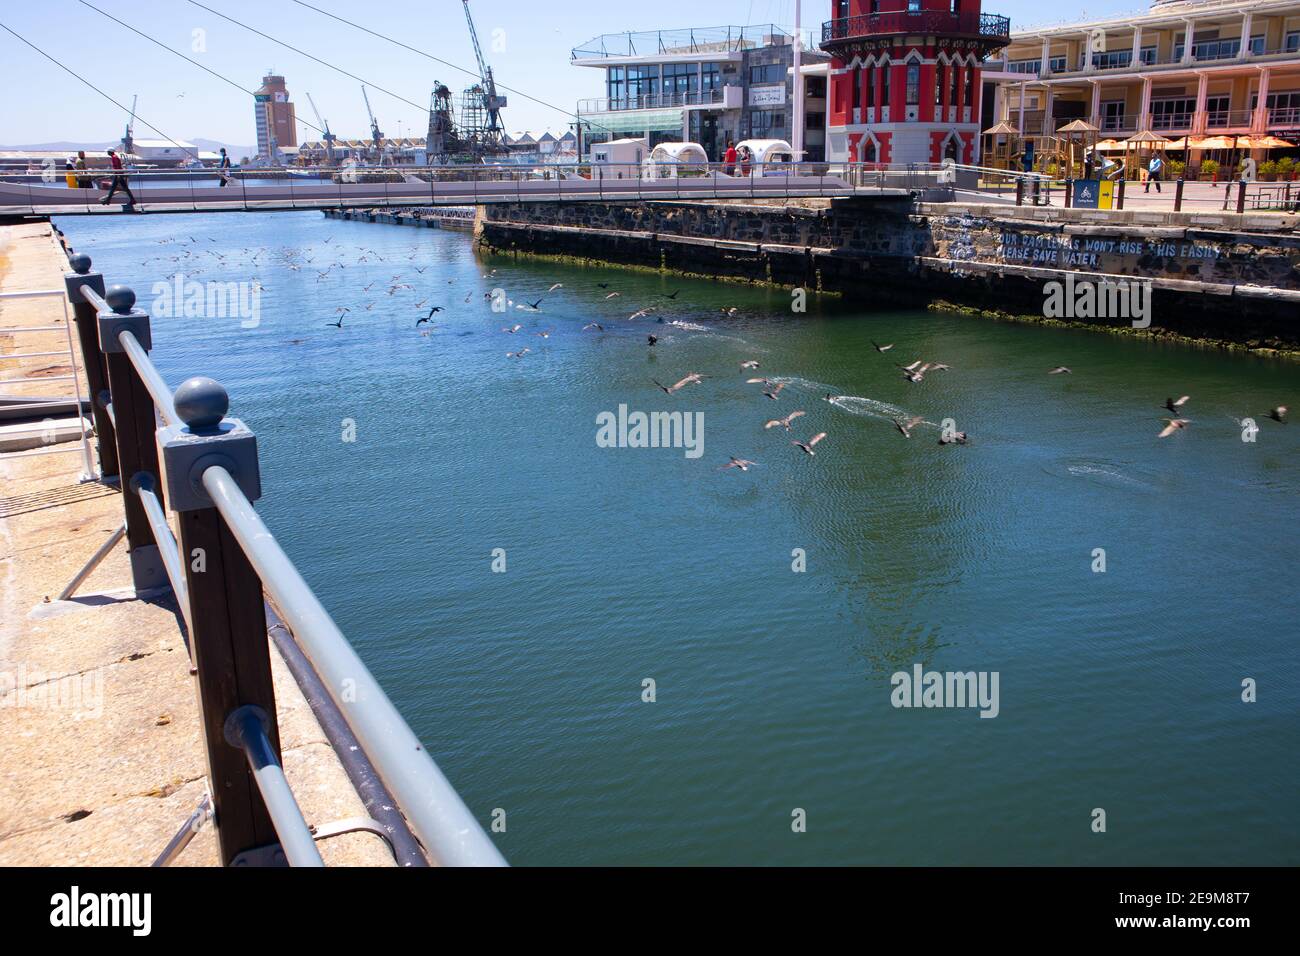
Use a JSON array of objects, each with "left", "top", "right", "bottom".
[{"left": 0, "top": 222, "right": 394, "bottom": 866}]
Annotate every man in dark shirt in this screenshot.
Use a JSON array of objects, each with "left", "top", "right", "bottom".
[{"left": 100, "top": 149, "right": 137, "bottom": 207}]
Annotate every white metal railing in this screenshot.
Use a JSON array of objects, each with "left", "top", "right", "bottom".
[
  {"left": 0, "top": 288, "right": 94, "bottom": 477},
  {"left": 72, "top": 277, "right": 505, "bottom": 867}
]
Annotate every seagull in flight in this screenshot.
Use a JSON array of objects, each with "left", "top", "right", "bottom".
[
  {"left": 1163, "top": 395, "right": 1190, "bottom": 415},
  {"left": 1158, "top": 418, "right": 1190, "bottom": 438},
  {"left": 325, "top": 316, "right": 345, "bottom": 328},
  {"left": 740, "top": 360, "right": 760, "bottom": 370},
  {"left": 893, "top": 416, "right": 924, "bottom": 438},
  {"left": 871, "top": 341, "right": 894, "bottom": 352},
  {"left": 1048, "top": 366, "right": 1072, "bottom": 374},
  {"left": 765, "top": 411, "right": 806, "bottom": 431},
  {"left": 1266, "top": 405, "right": 1288, "bottom": 423},
  {"left": 720, "top": 457, "right": 757, "bottom": 472},
  {"left": 652, "top": 373, "right": 705, "bottom": 395},
  {"left": 501, "top": 324, "right": 523, "bottom": 334},
  {"left": 792, "top": 432, "right": 827, "bottom": 456}
]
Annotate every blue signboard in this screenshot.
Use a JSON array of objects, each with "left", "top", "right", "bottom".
[{"left": 1073, "top": 179, "right": 1101, "bottom": 209}]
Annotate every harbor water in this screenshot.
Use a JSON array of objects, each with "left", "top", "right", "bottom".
[{"left": 66, "top": 210, "right": 1299, "bottom": 866}]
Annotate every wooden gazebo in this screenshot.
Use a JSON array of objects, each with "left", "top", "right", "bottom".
[
  {"left": 981, "top": 120, "right": 1022, "bottom": 171},
  {"left": 1122, "top": 130, "right": 1173, "bottom": 181},
  {"left": 1056, "top": 119, "right": 1100, "bottom": 179}
]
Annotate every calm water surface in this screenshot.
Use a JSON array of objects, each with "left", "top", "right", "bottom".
[{"left": 66, "top": 211, "right": 1299, "bottom": 865}]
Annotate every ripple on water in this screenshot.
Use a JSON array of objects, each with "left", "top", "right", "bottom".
[{"left": 1042, "top": 457, "right": 1165, "bottom": 493}]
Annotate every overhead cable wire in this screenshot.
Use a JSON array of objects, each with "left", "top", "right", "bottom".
[{"left": 0, "top": 18, "right": 202, "bottom": 163}]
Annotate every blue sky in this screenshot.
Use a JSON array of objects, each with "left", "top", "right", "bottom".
[{"left": 1, "top": 0, "right": 1136, "bottom": 149}]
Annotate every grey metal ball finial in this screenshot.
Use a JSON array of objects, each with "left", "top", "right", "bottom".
[
  {"left": 174, "top": 376, "right": 229, "bottom": 431},
  {"left": 105, "top": 284, "right": 136, "bottom": 314},
  {"left": 69, "top": 253, "right": 92, "bottom": 275}
]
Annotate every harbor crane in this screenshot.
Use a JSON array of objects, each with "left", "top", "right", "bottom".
[
  {"left": 306, "top": 92, "right": 337, "bottom": 165},
  {"left": 361, "top": 85, "right": 384, "bottom": 164},
  {"left": 122, "top": 94, "right": 138, "bottom": 156},
  {"left": 461, "top": 0, "right": 506, "bottom": 147}
]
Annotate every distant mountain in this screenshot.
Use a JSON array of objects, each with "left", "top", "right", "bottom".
[
  {"left": 0, "top": 141, "right": 118, "bottom": 151},
  {"left": 189, "top": 138, "right": 256, "bottom": 159},
  {"left": 0, "top": 138, "right": 256, "bottom": 158}
]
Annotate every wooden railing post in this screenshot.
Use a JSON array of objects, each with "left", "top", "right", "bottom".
[
  {"left": 157, "top": 377, "right": 283, "bottom": 866},
  {"left": 1236, "top": 180, "right": 1247, "bottom": 214},
  {"left": 63, "top": 253, "right": 117, "bottom": 478},
  {"left": 95, "top": 286, "right": 166, "bottom": 592},
  {"left": 1174, "top": 177, "right": 1185, "bottom": 212}
]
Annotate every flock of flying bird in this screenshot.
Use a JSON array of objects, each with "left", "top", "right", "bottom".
[{"left": 137, "top": 234, "right": 1288, "bottom": 470}]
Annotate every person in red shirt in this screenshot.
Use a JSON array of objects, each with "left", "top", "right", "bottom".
[
  {"left": 723, "top": 141, "right": 737, "bottom": 176},
  {"left": 100, "top": 149, "right": 137, "bottom": 207}
]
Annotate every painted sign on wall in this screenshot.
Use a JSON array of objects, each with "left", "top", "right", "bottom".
[{"left": 748, "top": 85, "right": 787, "bottom": 107}]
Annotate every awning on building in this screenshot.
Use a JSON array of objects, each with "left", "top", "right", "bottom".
[{"left": 583, "top": 109, "right": 684, "bottom": 136}]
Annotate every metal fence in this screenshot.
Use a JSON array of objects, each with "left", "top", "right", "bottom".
[{"left": 58, "top": 253, "right": 506, "bottom": 867}]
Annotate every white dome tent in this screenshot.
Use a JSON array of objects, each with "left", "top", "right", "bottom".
[
  {"left": 642, "top": 142, "right": 709, "bottom": 180},
  {"left": 733, "top": 139, "right": 794, "bottom": 176}
]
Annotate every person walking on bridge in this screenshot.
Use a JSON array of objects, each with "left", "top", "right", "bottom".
[
  {"left": 1144, "top": 153, "right": 1164, "bottom": 193},
  {"left": 74, "top": 150, "right": 89, "bottom": 189},
  {"left": 723, "top": 140, "right": 737, "bottom": 176},
  {"left": 217, "top": 147, "right": 232, "bottom": 187},
  {"left": 99, "top": 149, "right": 138, "bottom": 207}
]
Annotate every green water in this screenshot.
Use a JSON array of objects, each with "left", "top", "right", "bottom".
[{"left": 69, "top": 212, "right": 1299, "bottom": 865}]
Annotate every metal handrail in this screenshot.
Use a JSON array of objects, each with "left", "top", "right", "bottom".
[
  {"left": 70, "top": 276, "right": 504, "bottom": 866},
  {"left": 224, "top": 706, "right": 325, "bottom": 867},
  {"left": 0, "top": 287, "right": 94, "bottom": 479},
  {"left": 133, "top": 474, "right": 191, "bottom": 640},
  {"left": 201, "top": 464, "right": 506, "bottom": 867}
]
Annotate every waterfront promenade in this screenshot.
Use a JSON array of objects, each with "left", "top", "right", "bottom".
[{"left": 0, "top": 222, "right": 391, "bottom": 866}]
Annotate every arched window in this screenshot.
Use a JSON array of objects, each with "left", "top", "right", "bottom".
[
  {"left": 935, "top": 64, "right": 944, "bottom": 106},
  {"left": 944, "top": 137, "right": 960, "bottom": 160},
  {"left": 861, "top": 139, "right": 877, "bottom": 163},
  {"left": 906, "top": 62, "right": 920, "bottom": 106}
]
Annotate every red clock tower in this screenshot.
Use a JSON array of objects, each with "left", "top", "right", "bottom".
[{"left": 822, "top": 1, "right": 1009, "bottom": 165}]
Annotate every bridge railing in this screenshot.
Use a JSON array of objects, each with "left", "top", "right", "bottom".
[
  {"left": 60, "top": 253, "right": 506, "bottom": 868},
  {"left": 1, "top": 161, "right": 1058, "bottom": 217}
]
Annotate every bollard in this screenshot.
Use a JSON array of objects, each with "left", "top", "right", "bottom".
[
  {"left": 1236, "top": 180, "right": 1247, "bottom": 214},
  {"left": 1015, "top": 179, "right": 1024, "bottom": 206},
  {"left": 1116, "top": 178, "right": 1126, "bottom": 210},
  {"left": 157, "top": 377, "right": 283, "bottom": 866},
  {"left": 96, "top": 285, "right": 166, "bottom": 592},
  {"left": 1065, "top": 179, "right": 1073, "bottom": 208},
  {"left": 1174, "top": 178, "right": 1185, "bottom": 212},
  {"left": 63, "top": 254, "right": 118, "bottom": 478}
]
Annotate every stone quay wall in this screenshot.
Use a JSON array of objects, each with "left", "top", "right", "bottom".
[{"left": 476, "top": 199, "right": 1300, "bottom": 351}]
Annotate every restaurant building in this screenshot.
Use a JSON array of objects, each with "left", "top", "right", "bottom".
[{"left": 984, "top": 0, "right": 1300, "bottom": 166}]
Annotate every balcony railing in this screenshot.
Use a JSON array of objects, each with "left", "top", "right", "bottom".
[
  {"left": 572, "top": 23, "right": 813, "bottom": 59},
  {"left": 821, "top": 11, "right": 1010, "bottom": 45},
  {"left": 578, "top": 89, "right": 725, "bottom": 114}
]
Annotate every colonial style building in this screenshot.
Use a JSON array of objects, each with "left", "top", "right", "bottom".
[
  {"left": 822, "top": 1, "right": 1011, "bottom": 164},
  {"left": 985, "top": 0, "right": 1300, "bottom": 150}
]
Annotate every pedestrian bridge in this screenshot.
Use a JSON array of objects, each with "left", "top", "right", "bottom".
[{"left": 0, "top": 163, "right": 949, "bottom": 218}]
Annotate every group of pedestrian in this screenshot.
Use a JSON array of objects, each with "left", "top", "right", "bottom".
[
  {"left": 722, "top": 140, "right": 753, "bottom": 177},
  {"left": 58, "top": 146, "right": 232, "bottom": 206}
]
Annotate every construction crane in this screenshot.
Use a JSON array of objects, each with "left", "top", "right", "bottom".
[
  {"left": 305, "top": 92, "right": 337, "bottom": 165},
  {"left": 461, "top": 0, "right": 506, "bottom": 146},
  {"left": 361, "top": 85, "right": 384, "bottom": 164},
  {"left": 121, "top": 94, "right": 138, "bottom": 156}
]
